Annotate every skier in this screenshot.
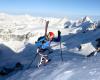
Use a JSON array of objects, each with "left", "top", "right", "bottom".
[
  {"left": 35, "top": 20, "right": 62, "bottom": 67},
  {"left": 34, "top": 21, "right": 53, "bottom": 67},
  {"left": 35, "top": 30, "right": 62, "bottom": 67},
  {"left": 35, "top": 31, "right": 54, "bottom": 67}
]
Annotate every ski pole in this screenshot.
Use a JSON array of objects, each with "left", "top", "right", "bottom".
[
  {"left": 27, "top": 53, "right": 38, "bottom": 69},
  {"left": 60, "top": 40, "right": 63, "bottom": 61}
]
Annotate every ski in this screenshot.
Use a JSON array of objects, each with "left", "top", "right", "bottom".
[
  {"left": 60, "top": 40, "right": 63, "bottom": 61},
  {"left": 87, "top": 51, "right": 97, "bottom": 57},
  {"left": 45, "top": 21, "right": 49, "bottom": 36},
  {"left": 37, "top": 59, "right": 51, "bottom": 68}
]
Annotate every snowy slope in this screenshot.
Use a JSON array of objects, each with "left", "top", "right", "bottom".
[{"left": 0, "top": 13, "right": 100, "bottom": 80}]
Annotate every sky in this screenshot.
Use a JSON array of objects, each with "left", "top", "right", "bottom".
[{"left": 0, "top": 0, "right": 100, "bottom": 18}]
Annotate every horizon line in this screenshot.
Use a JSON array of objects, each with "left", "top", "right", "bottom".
[{"left": 0, "top": 12, "right": 100, "bottom": 21}]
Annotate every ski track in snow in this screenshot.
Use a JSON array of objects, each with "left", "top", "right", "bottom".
[{"left": 0, "top": 14, "right": 100, "bottom": 80}]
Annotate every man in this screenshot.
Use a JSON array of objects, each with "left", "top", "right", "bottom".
[
  {"left": 35, "top": 20, "right": 61, "bottom": 67},
  {"left": 35, "top": 32, "right": 54, "bottom": 67}
]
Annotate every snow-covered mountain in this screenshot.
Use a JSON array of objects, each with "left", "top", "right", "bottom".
[
  {"left": 82, "top": 16, "right": 93, "bottom": 23},
  {"left": 70, "top": 16, "right": 96, "bottom": 33},
  {"left": 0, "top": 13, "right": 68, "bottom": 29},
  {"left": 0, "top": 13, "right": 68, "bottom": 52},
  {"left": 0, "top": 13, "right": 100, "bottom": 80}
]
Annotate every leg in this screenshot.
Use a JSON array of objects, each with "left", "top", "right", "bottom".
[
  {"left": 37, "top": 53, "right": 43, "bottom": 68},
  {"left": 38, "top": 52, "right": 49, "bottom": 67}
]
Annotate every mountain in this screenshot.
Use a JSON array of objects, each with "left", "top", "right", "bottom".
[
  {"left": 82, "top": 16, "right": 93, "bottom": 23},
  {"left": 71, "top": 16, "right": 96, "bottom": 32},
  {"left": 0, "top": 13, "right": 100, "bottom": 80}
]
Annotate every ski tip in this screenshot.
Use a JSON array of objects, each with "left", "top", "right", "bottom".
[{"left": 86, "top": 51, "right": 97, "bottom": 57}]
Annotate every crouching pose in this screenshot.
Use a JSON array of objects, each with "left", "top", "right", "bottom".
[
  {"left": 35, "top": 21, "right": 61, "bottom": 67},
  {"left": 35, "top": 32, "right": 54, "bottom": 67}
]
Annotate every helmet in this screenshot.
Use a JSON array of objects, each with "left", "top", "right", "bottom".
[{"left": 48, "top": 32, "right": 54, "bottom": 40}]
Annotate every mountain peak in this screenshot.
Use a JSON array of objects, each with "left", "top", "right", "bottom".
[{"left": 82, "top": 16, "right": 93, "bottom": 23}]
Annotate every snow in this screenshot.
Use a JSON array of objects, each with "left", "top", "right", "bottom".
[{"left": 0, "top": 13, "right": 100, "bottom": 80}]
